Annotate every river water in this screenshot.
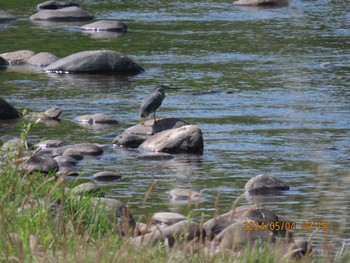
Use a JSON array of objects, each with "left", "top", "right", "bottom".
[{"left": 0, "top": 0, "right": 349, "bottom": 255}]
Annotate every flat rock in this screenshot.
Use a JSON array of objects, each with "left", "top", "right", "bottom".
[
  {"left": 112, "top": 118, "right": 191, "bottom": 148},
  {"left": 0, "top": 10, "right": 17, "bottom": 22},
  {"left": 30, "top": 6, "right": 93, "bottom": 21},
  {"left": 152, "top": 212, "right": 187, "bottom": 226},
  {"left": 169, "top": 188, "right": 202, "bottom": 202},
  {"left": 139, "top": 125, "right": 204, "bottom": 154},
  {"left": 245, "top": 174, "right": 290, "bottom": 194},
  {"left": 70, "top": 182, "right": 102, "bottom": 196},
  {"left": 92, "top": 171, "right": 122, "bottom": 181},
  {"left": 27, "top": 52, "right": 59, "bottom": 67},
  {"left": 1, "top": 50, "right": 35, "bottom": 65},
  {"left": 81, "top": 20, "right": 127, "bottom": 33},
  {"left": 44, "top": 50, "right": 143, "bottom": 74},
  {"left": 37, "top": 1, "right": 80, "bottom": 10},
  {"left": 64, "top": 143, "right": 104, "bottom": 156},
  {"left": 0, "top": 98, "right": 21, "bottom": 119},
  {"left": 234, "top": 0, "right": 289, "bottom": 6},
  {"left": 22, "top": 152, "right": 59, "bottom": 174},
  {"left": 75, "top": 114, "right": 118, "bottom": 124}
]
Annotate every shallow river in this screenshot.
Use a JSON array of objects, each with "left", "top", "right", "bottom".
[{"left": 0, "top": 0, "right": 349, "bottom": 254}]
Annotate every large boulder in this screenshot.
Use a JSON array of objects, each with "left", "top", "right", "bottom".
[
  {"left": 139, "top": 125, "right": 204, "bottom": 154},
  {"left": 44, "top": 50, "right": 144, "bottom": 74},
  {"left": 22, "top": 152, "right": 59, "bottom": 174},
  {"left": 27, "top": 52, "right": 59, "bottom": 67},
  {"left": 30, "top": 6, "right": 93, "bottom": 21},
  {"left": 234, "top": 0, "right": 289, "bottom": 6},
  {"left": 245, "top": 174, "right": 290, "bottom": 194},
  {"left": 81, "top": 20, "right": 127, "bottom": 33},
  {"left": 1, "top": 50, "right": 35, "bottom": 65},
  {"left": 0, "top": 10, "right": 16, "bottom": 22},
  {"left": 0, "top": 98, "right": 21, "bottom": 119},
  {"left": 112, "top": 118, "right": 190, "bottom": 148}
]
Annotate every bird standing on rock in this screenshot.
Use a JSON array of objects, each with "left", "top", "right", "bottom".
[{"left": 140, "top": 85, "right": 166, "bottom": 125}]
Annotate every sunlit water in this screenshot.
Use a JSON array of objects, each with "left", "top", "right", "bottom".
[{"left": 1, "top": 0, "right": 349, "bottom": 254}]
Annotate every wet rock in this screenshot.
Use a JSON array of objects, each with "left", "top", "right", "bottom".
[
  {"left": 152, "top": 212, "right": 187, "bottom": 226},
  {"left": 37, "top": 0, "right": 80, "bottom": 10},
  {"left": 30, "top": 6, "right": 93, "bottom": 21},
  {"left": 139, "top": 125, "right": 204, "bottom": 154},
  {"left": 22, "top": 152, "right": 59, "bottom": 174},
  {"left": 1, "top": 138, "right": 31, "bottom": 151},
  {"left": 70, "top": 182, "right": 102, "bottom": 196},
  {"left": 0, "top": 56, "right": 9, "bottom": 69},
  {"left": 0, "top": 10, "right": 17, "bottom": 22},
  {"left": 63, "top": 143, "right": 104, "bottom": 157},
  {"left": 75, "top": 113, "right": 118, "bottom": 124},
  {"left": 54, "top": 155, "right": 78, "bottom": 166},
  {"left": 92, "top": 171, "right": 122, "bottom": 181},
  {"left": 132, "top": 220, "right": 205, "bottom": 248},
  {"left": 234, "top": 0, "right": 289, "bottom": 6},
  {"left": 0, "top": 98, "right": 21, "bottom": 119},
  {"left": 0, "top": 50, "right": 35, "bottom": 65},
  {"left": 245, "top": 174, "right": 289, "bottom": 194},
  {"left": 169, "top": 188, "right": 202, "bottom": 202},
  {"left": 112, "top": 118, "right": 190, "bottom": 148},
  {"left": 138, "top": 152, "right": 174, "bottom": 160},
  {"left": 36, "top": 139, "right": 64, "bottom": 149},
  {"left": 27, "top": 52, "right": 59, "bottom": 67},
  {"left": 44, "top": 107, "right": 62, "bottom": 119},
  {"left": 55, "top": 168, "right": 79, "bottom": 177},
  {"left": 81, "top": 20, "right": 127, "bottom": 33},
  {"left": 44, "top": 50, "right": 144, "bottom": 74},
  {"left": 62, "top": 148, "right": 84, "bottom": 160}
]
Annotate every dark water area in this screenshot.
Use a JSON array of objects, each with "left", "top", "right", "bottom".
[{"left": 1, "top": 0, "right": 349, "bottom": 254}]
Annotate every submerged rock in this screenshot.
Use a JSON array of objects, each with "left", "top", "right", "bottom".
[
  {"left": 27, "top": 52, "right": 59, "bottom": 67},
  {"left": 234, "top": 0, "right": 289, "bottom": 6},
  {"left": 112, "top": 118, "right": 190, "bottom": 148},
  {"left": 92, "top": 171, "right": 122, "bottom": 181},
  {"left": 244, "top": 174, "right": 290, "bottom": 194},
  {"left": 0, "top": 10, "right": 16, "bottom": 22},
  {"left": 30, "top": 6, "right": 93, "bottom": 21},
  {"left": 169, "top": 188, "right": 202, "bottom": 202},
  {"left": 44, "top": 50, "right": 143, "bottom": 74},
  {"left": 81, "top": 20, "right": 127, "bottom": 33},
  {"left": 1, "top": 50, "right": 35, "bottom": 65},
  {"left": 0, "top": 98, "right": 21, "bottom": 119},
  {"left": 75, "top": 113, "right": 118, "bottom": 124},
  {"left": 139, "top": 125, "right": 204, "bottom": 154}
]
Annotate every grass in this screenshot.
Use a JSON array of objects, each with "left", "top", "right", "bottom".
[{"left": 0, "top": 115, "right": 349, "bottom": 262}]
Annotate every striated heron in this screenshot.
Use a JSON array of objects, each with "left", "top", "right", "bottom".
[{"left": 140, "top": 85, "right": 166, "bottom": 125}]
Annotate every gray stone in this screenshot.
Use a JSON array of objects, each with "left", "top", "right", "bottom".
[
  {"left": 1, "top": 138, "right": 29, "bottom": 151},
  {"left": 245, "top": 174, "right": 289, "bottom": 194},
  {"left": 139, "top": 125, "right": 204, "bottom": 154},
  {"left": 44, "top": 50, "right": 143, "bottom": 74},
  {"left": 0, "top": 56, "right": 9, "bottom": 69},
  {"left": 36, "top": 139, "right": 64, "bottom": 149},
  {"left": 0, "top": 98, "right": 21, "bottom": 119},
  {"left": 44, "top": 107, "right": 62, "bottom": 119},
  {"left": 30, "top": 6, "right": 93, "bottom": 21},
  {"left": 234, "top": 0, "right": 289, "bottom": 6},
  {"left": 54, "top": 155, "right": 78, "bottom": 166},
  {"left": 0, "top": 50, "right": 35, "bottom": 65},
  {"left": 138, "top": 152, "right": 174, "bottom": 160},
  {"left": 22, "top": 152, "right": 59, "bottom": 174},
  {"left": 37, "top": 1, "right": 80, "bottom": 10},
  {"left": 81, "top": 20, "right": 127, "bottom": 33},
  {"left": 70, "top": 182, "right": 102, "bottom": 196},
  {"left": 92, "top": 171, "right": 122, "bottom": 181},
  {"left": 75, "top": 114, "right": 118, "bottom": 124},
  {"left": 63, "top": 143, "right": 103, "bottom": 157},
  {"left": 112, "top": 118, "right": 191, "bottom": 148},
  {"left": 62, "top": 148, "right": 84, "bottom": 160},
  {"left": 152, "top": 212, "right": 187, "bottom": 226},
  {"left": 27, "top": 52, "right": 59, "bottom": 67},
  {"left": 0, "top": 10, "right": 16, "bottom": 22},
  {"left": 169, "top": 188, "right": 202, "bottom": 202}
]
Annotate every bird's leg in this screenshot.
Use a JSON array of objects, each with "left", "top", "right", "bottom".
[
  {"left": 153, "top": 112, "right": 157, "bottom": 126},
  {"left": 140, "top": 117, "right": 145, "bottom": 125}
]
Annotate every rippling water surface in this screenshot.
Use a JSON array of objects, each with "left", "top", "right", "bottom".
[{"left": 1, "top": 0, "right": 349, "bottom": 254}]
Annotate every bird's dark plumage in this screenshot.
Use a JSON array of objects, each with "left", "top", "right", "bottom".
[{"left": 140, "top": 85, "right": 165, "bottom": 124}]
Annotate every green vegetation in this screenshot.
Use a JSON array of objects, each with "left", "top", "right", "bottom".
[{"left": 0, "top": 116, "right": 349, "bottom": 262}]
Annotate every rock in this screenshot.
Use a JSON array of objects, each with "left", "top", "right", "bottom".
[
  {"left": 36, "top": 139, "right": 64, "bottom": 148},
  {"left": 27, "top": 52, "right": 59, "bottom": 67},
  {"left": 75, "top": 114, "right": 118, "bottom": 124},
  {"left": 54, "top": 155, "right": 78, "bottom": 166},
  {"left": 152, "top": 212, "right": 187, "bottom": 226},
  {"left": 64, "top": 143, "right": 104, "bottom": 156},
  {"left": 0, "top": 98, "right": 21, "bottom": 119},
  {"left": 0, "top": 50, "right": 35, "bottom": 65},
  {"left": 81, "top": 20, "right": 127, "bottom": 33},
  {"left": 0, "top": 56, "right": 9, "bottom": 69},
  {"left": 70, "top": 182, "right": 102, "bottom": 196},
  {"left": 44, "top": 50, "right": 144, "bottom": 74},
  {"left": 62, "top": 148, "right": 84, "bottom": 160},
  {"left": 234, "top": 0, "right": 289, "bottom": 6},
  {"left": 245, "top": 174, "right": 289, "bottom": 194},
  {"left": 44, "top": 108, "right": 62, "bottom": 119},
  {"left": 92, "top": 171, "right": 122, "bottom": 181},
  {"left": 1, "top": 138, "right": 30, "bottom": 151},
  {"left": 112, "top": 118, "right": 190, "bottom": 148},
  {"left": 169, "top": 188, "right": 202, "bottom": 202},
  {"left": 22, "top": 152, "right": 59, "bottom": 174},
  {"left": 0, "top": 10, "right": 16, "bottom": 22},
  {"left": 37, "top": 1, "right": 80, "bottom": 10},
  {"left": 139, "top": 125, "right": 204, "bottom": 154},
  {"left": 30, "top": 6, "right": 93, "bottom": 21},
  {"left": 137, "top": 152, "right": 174, "bottom": 160},
  {"left": 132, "top": 220, "right": 205, "bottom": 248}
]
